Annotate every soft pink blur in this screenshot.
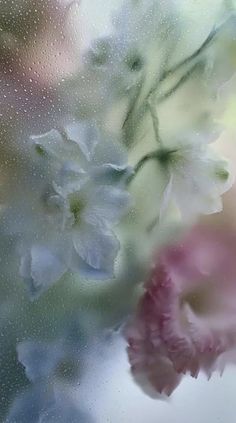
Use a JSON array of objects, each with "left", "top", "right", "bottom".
[
  {"left": 125, "top": 226, "right": 236, "bottom": 397},
  {"left": 0, "top": 0, "right": 81, "bottom": 132}
]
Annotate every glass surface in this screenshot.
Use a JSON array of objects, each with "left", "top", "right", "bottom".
[{"left": 1, "top": 1, "right": 236, "bottom": 422}]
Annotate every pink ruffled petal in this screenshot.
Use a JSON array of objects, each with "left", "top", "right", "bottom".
[{"left": 125, "top": 226, "right": 236, "bottom": 396}]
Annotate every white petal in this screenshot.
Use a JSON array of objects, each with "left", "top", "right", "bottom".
[
  {"left": 72, "top": 225, "right": 120, "bottom": 278},
  {"left": 170, "top": 144, "right": 234, "bottom": 218},
  {"left": 84, "top": 186, "right": 130, "bottom": 228},
  {"left": 6, "top": 384, "right": 54, "bottom": 423},
  {"left": 40, "top": 385, "right": 94, "bottom": 423},
  {"left": 64, "top": 121, "right": 98, "bottom": 161},
  {"left": 212, "top": 156, "right": 235, "bottom": 195},
  {"left": 31, "top": 128, "right": 82, "bottom": 165},
  {"left": 159, "top": 173, "right": 173, "bottom": 221},
  {"left": 90, "top": 163, "right": 133, "bottom": 187},
  {"left": 91, "top": 137, "right": 128, "bottom": 169},
  {"left": 20, "top": 245, "right": 67, "bottom": 300},
  {"left": 59, "top": 162, "right": 88, "bottom": 190},
  {"left": 31, "top": 129, "right": 64, "bottom": 160},
  {"left": 69, "top": 249, "right": 110, "bottom": 280},
  {"left": 17, "top": 341, "right": 63, "bottom": 382}
]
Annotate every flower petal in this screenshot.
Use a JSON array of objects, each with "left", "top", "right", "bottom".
[
  {"left": 6, "top": 384, "right": 54, "bottom": 423},
  {"left": 72, "top": 226, "right": 120, "bottom": 278},
  {"left": 64, "top": 121, "right": 98, "bottom": 161},
  {"left": 125, "top": 227, "right": 236, "bottom": 396},
  {"left": 84, "top": 186, "right": 131, "bottom": 228},
  {"left": 17, "top": 341, "right": 64, "bottom": 382},
  {"left": 20, "top": 245, "right": 67, "bottom": 300},
  {"left": 91, "top": 136, "right": 128, "bottom": 170},
  {"left": 31, "top": 129, "right": 65, "bottom": 160},
  {"left": 40, "top": 386, "right": 94, "bottom": 423},
  {"left": 6, "top": 383, "right": 93, "bottom": 423},
  {"left": 170, "top": 144, "right": 234, "bottom": 219},
  {"left": 159, "top": 173, "right": 173, "bottom": 221}
]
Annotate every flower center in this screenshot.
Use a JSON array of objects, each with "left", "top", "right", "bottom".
[
  {"left": 156, "top": 148, "right": 178, "bottom": 166},
  {"left": 125, "top": 51, "right": 144, "bottom": 72},
  {"left": 69, "top": 195, "right": 85, "bottom": 225},
  {"left": 215, "top": 167, "right": 229, "bottom": 181}
]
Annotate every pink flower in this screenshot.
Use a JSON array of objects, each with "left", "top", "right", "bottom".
[{"left": 125, "top": 227, "right": 236, "bottom": 397}]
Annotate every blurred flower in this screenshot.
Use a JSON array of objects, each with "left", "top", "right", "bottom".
[
  {"left": 64, "top": 0, "right": 180, "bottom": 122},
  {"left": 156, "top": 140, "right": 234, "bottom": 220},
  {"left": 17, "top": 336, "right": 84, "bottom": 383},
  {"left": 6, "top": 382, "right": 94, "bottom": 423},
  {"left": 125, "top": 226, "right": 236, "bottom": 396},
  {"left": 2, "top": 121, "right": 131, "bottom": 299},
  {"left": 17, "top": 340, "right": 68, "bottom": 382}
]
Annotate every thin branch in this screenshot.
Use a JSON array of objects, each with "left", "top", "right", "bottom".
[
  {"left": 122, "top": 15, "right": 232, "bottom": 148},
  {"left": 160, "top": 18, "right": 230, "bottom": 84},
  {"left": 147, "top": 16, "right": 231, "bottom": 103},
  {"left": 148, "top": 99, "right": 163, "bottom": 146},
  {"left": 157, "top": 62, "right": 200, "bottom": 104},
  {"left": 127, "top": 150, "right": 159, "bottom": 184},
  {"left": 146, "top": 215, "right": 159, "bottom": 233}
]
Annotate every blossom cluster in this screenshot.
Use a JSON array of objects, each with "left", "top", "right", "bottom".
[{"left": 19, "top": 122, "right": 131, "bottom": 299}]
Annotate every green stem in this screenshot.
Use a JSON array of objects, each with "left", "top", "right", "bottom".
[
  {"left": 122, "top": 18, "right": 230, "bottom": 148},
  {"left": 147, "top": 16, "right": 231, "bottom": 107},
  {"left": 128, "top": 147, "right": 177, "bottom": 185},
  {"left": 157, "top": 62, "right": 199, "bottom": 104},
  {"left": 128, "top": 150, "right": 159, "bottom": 184},
  {"left": 148, "top": 99, "right": 163, "bottom": 147},
  {"left": 159, "top": 17, "right": 230, "bottom": 84}
]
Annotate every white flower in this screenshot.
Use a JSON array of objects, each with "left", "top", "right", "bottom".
[
  {"left": 64, "top": 0, "right": 180, "bottom": 122},
  {"left": 156, "top": 141, "right": 234, "bottom": 220},
  {"left": 6, "top": 382, "right": 93, "bottom": 423},
  {"left": 65, "top": 34, "right": 146, "bottom": 120},
  {"left": 3, "top": 121, "right": 131, "bottom": 299}
]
